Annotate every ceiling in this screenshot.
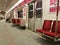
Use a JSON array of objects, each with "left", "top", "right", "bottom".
[{"left": 0, "top": 0, "right": 18, "bottom": 12}]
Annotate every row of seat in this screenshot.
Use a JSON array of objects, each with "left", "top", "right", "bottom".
[
  {"left": 12, "top": 18, "right": 26, "bottom": 27},
  {"left": 36, "top": 20, "right": 60, "bottom": 41},
  {"left": 12, "top": 19, "right": 21, "bottom": 25}
]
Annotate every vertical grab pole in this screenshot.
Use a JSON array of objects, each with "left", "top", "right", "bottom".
[
  {"left": 33, "top": 1, "right": 36, "bottom": 32},
  {"left": 55, "top": 0, "right": 59, "bottom": 38}
]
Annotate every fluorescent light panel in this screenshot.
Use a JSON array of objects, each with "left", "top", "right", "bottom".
[{"left": 6, "top": 0, "right": 24, "bottom": 13}]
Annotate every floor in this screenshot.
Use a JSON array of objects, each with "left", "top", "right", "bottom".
[{"left": 0, "top": 20, "right": 60, "bottom": 45}]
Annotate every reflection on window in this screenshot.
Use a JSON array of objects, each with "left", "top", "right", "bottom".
[
  {"left": 36, "top": 1, "right": 42, "bottom": 18},
  {"left": 29, "top": 5, "right": 33, "bottom": 18},
  {"left": 18, "top": 10, "right": 23, "bottom": 18}
]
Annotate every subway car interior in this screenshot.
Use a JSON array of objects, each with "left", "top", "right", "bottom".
[{"left": 0, "top": 0, "right": 60, "bottom": 45}]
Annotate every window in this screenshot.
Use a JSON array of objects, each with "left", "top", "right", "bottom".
[
  {"left": 18, "top": 10, "right": 23, "bottom": 18},
  {"left": 28, "top": 4, "right": 33, "bottom": 18},
  {"left": 36, "top": 1, "right": 42, "bottom": 18}
]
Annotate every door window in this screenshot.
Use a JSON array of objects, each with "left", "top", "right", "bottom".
[
  {"left": 36, "top": 1, "right": 42, "bottom": 18},
  {"left": 18, "top": 10, "right": 23, "bottom": 18},
  {"left": 29, "top": 4, "right": 33, "bottom": 18}
]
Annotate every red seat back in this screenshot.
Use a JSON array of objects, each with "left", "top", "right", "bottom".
[
  {"left": 16, "top": 19, "right": 20, "bottom": 24},
  {"left": 52, "top": 21, "right": 60, "bottom": 33},
  {"left": 17, "top": 19, "right": 20, "bottom": 23},
  {"left": 42, "top": 20, "right": 52, "bottom": 31},
  {"left": 12, "top": 19, "right": 15, "bottom": 23},
  {"left": 57, "top": 21, "right": 60, "bottom": 33}
]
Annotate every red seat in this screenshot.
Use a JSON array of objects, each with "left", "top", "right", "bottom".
[
  {"left": 44, "top": 21, "right": 60, "bottom": 38},
  {"left": 16, "top": 19, "right": 21, "bottom": 25},
  {"left": 12, "top": 19, "right": 16, "bottom": 23},
  {"left": 36, "top": 20, "right": 52, "bottom": 33}
]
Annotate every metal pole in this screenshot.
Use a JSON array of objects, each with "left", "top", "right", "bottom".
[
  {"left": 33, "top": 1, "right": 36, "bottom": 32},
  {"left": 32, "top": 0, "right": 36, "bottom": 32},
  {"left": 55, "top": 0, "right": 59, "bottom": 37}
]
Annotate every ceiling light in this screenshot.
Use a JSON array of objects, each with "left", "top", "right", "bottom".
[{"left": 6, "top": 0, "right": 24, "bottom": 13}]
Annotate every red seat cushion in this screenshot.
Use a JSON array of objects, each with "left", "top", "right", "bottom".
[
  {"left": 36, "top": 29, "right": 51, "bottom": 34},
  {"left": 36, "top": 29, "right": 46, "bottom": 33},
  {"left": 57, "top": 33, "right": 60, "bottom": 36},
  {"left": 44, "top": 32, "right": 60, "bottom": 37},
  {"left": 44, "top": 32, "right": 56, "bottom": 37}
]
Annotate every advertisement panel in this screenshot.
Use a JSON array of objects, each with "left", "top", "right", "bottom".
[{"left": 50, "top": 0, "right": 60, "bottom": 12}]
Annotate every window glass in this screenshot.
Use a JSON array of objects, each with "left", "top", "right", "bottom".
[
  {"left": 36, "top": 1, "right": 42, "bottom": 18},
  {"left": 18, "top": 10, "right": 23, "bottom": 18},
  {"left": 29, "top": 5, "right": 33, "bottom": 18}
]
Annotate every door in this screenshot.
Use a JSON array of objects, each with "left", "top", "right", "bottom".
[
  {"left": 35, "top": 0, "right": 42, "bottom": 31},
  {"left": 28, "top": 3, "right": 35, "bottom": 31}
]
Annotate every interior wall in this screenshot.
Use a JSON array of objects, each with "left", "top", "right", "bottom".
[
  {"left": 14, "top": 10, "right": 18, "bottom": 18},
  {"left": 42, "top": 0, "right": 60, "bottom": 22},
  {"left": 23, "top": 4, "right": 28, "bottom": 28}
]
